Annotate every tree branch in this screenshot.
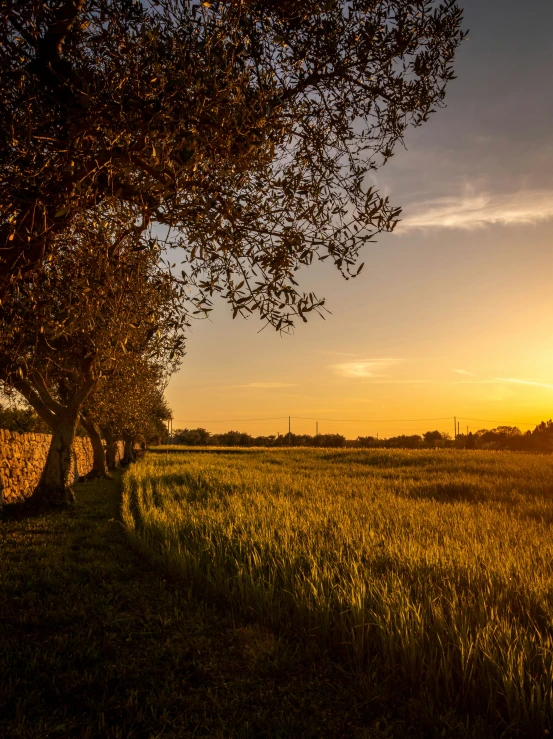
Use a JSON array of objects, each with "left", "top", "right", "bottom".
[
  {"left": 38, "top": 0, "right": 86, "bottom": 67},
  {"left": 28, "top": 370, "right": 67, "bottom": 416},
  {"left": 9, "top": 376, "right": 57, "bottom": 429}
]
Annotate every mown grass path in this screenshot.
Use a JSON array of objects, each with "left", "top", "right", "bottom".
[{"left": 0, "top": 472, "right": 426, "bottom": 739}]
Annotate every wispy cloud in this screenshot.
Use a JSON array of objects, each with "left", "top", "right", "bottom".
[
  {"left": 358, "top": 380, "right": 429, "bottom": 385},
  {"left": 330, "top": 358, "right": 403, "bottom": 379},
  {"left": 235, "top": 382, "right": 297, "bottom": 389},
  {"left": 454, "top": 379, "right": 497, "bottom": 385},
  {"left": 400, "top": 189, "right": 553, "bottom": 231},
  {"left": 454, "top": 369, "right": 474, "bottom": 376},
  {"left": 495, "top": 377, "right": 553, "bottom": 391},
  {"left": 315, "top": 350, "right": 360, "bottom": 358}
]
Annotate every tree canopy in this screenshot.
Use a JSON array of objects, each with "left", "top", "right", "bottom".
[
  {"left": 1, "top": 0, "right": 465, "bottom": 328},
  {"left": 82, "top": 351, "right": 173, "bottom": 473}
]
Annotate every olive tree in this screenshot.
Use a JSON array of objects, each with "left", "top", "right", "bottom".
[
  {"left": 81, "top": 353, "right": 174, "bottom": 476},
  {"left": 0, "top": 1, "right": 465, "bottom": 329}
]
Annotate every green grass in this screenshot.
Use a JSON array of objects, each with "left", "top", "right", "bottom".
[
  {"left": 1, "top": 470, "right": 471, "bottom": 739},
  {"left": 123, "top": 448, "right": 553, "bottom": 737}
]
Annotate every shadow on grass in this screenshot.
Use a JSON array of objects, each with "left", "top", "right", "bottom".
[
  {"left": 0, "top": 500, "right": 77, "bottom": 521},
  {"left": 1, "top": 501, "right": 35, "bottom": 521},
  {"left": 148, "top": 447, "right": 257, "bottom": 455},
  {"left": 1, "top": 471, "right": 470, "bottom": 739},
  {"left": 406, "top": 481, "right": 484, "bottom": 504}
]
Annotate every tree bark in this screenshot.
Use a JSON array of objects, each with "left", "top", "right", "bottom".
[
  {"left": 10, "top": 367, "right": 97, "bottom": 507},
  {"left": 81, "top": 415, "right": 109, "bottom": 478},
  {"left": 102, "top": 426, "right": 119, "bottom": 471},
  {"left": 29, "top": 412, "right": 79, "bottom": 506}
]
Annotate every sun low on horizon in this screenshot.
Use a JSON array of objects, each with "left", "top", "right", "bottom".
[{"left": 166, "top": 0, "right": 553, "bottom": 440}]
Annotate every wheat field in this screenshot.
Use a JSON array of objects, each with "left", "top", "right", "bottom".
[{"left": 122, "top": 448, "right": 553, "bottom": 734}]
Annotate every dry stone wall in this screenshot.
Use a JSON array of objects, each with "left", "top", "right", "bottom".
[{"left": 0, "top": 430, "right": 96, "bottom": 505}]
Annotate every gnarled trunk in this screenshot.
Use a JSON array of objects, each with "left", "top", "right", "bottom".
[
  {"left": 11, "top": 364, "right": 97, "bottom": 508},
  {"left": 81, "top": 415, "right": 109, "bottom": 478},
  {"left": 29, "top": 413, "right": 79, "bottom": 506},
  {"left": 102, "top": 426, "right": 119, "bottom": 471}
]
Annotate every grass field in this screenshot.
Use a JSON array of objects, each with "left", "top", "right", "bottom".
[{"left": 123, "top": 448, "right": 553, "bottom": 736}]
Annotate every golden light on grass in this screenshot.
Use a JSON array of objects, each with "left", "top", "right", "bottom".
[{"left": 123, "top": 448, "right": 553, "bottom": 733}]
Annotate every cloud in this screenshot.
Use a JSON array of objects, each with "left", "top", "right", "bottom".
[
  {"left": 454, "top": 379, "right": 497, "bottom": 385},
  {"left": 454, "top": 369, "right": 474, "bottom": 376},
  {"left": 494, "top": 377, "right": 553, "bottom": 391},
  {"left": 330, "top": 358, "right": 403, "bottom": 379},
  {"left": 315, "top": 350, "right": 360, "bottom": 358},
  {"left": 399, "top": 189, "right": 553, "bottom": 231},
  {"left": 358, "top": 380, "right": 429, "bottom": 384},
  {"left": 235, "top": 382, "right": 297, "bottom": 389}
]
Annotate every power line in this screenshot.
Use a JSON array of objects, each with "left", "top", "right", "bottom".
[
  {"left": 171, "top": 416, "right": 289, "bottom": 423},
  {"left": 457, "top": 417, "right": 540, "bottom": 427},
  {"left": 172, "top": 415, "right": 453, "bottom": 425},
  {"left": 172, "top": 416, "right": 454, "bottom": 424},
  {"left": 170, "top": 414, "right": 544, "bottom": 429},
  {"left": 293, "top": 416, "right": 453, "bottom": 423}
]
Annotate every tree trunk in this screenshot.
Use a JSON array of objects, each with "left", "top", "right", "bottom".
[
  {"left": 81, "top": 415, "right": 109, "bottom": 478},
  {"left": 102, "top": 427, "right": 119, "bottom": 471},
  {"left": 121, "top": 436, "right": 135, "bottom": 466},
  {"left": 11, "top": 367, "right": 97, "bottom": 507},
  {"left": 29, "top": 413, "right": 79, "bottom": 506}
]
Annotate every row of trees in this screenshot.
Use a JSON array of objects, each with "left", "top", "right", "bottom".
[
  {"left": 0, "top": 206, "right": 183, "bottom": 503},
  {"left": 169, "top": 424, "right": 553, "bottom": 452},
  {"left": 0, "top": 398, "right": 169, "bottom": 445},
  {"left": 0, "top": 1, "right": 465, "bottom": 505},
  {"left": 171, "top": 428, "right": 348, "bottom": 447},
  {"left": 359, "top": 424, "right": 553, "bottom": 452},
  {"left": 456, "top": 423, "right": 553, "bottom": 453}
]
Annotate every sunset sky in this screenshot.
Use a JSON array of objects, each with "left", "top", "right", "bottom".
[{"left": 166, "top": 0, "right": 553, "bottom": 439}]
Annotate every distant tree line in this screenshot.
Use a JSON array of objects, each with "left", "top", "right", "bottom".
[
  {"left": 456, "top": 423, "right": 553, "bottom": 453},
  {"left": 170, "top": 428, "right": 348, "bottom": 448},
  {"left": 358, "top": 424, "right": 553, "bottom": 452},
  {"left": 6, "top": 413, "right": 551, "bottom": 454},
  {"left": 169, "top": 423, "right": 553, "bottom": 452}
]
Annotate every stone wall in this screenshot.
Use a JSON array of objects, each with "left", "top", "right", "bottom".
[{"left": 0, "top": 430, "right": 96, "bottom": 505}]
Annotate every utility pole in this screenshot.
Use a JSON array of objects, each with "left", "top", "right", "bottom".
[
  {"left": 458, "top": 421, "right": 460, "bottom": 438},
  {"left": 454, "top": 416, "right": 457, "bottom": 440},
  {"left": 288, "top": 416, "right": 291, "bottom": 447},
  {"left": 316, "top": 421, "right": 318, "bottom": 436}
]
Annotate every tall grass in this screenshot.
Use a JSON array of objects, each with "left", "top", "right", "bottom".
[{"left": 122, "top": 448, "right": 553, "bottom": 734}]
